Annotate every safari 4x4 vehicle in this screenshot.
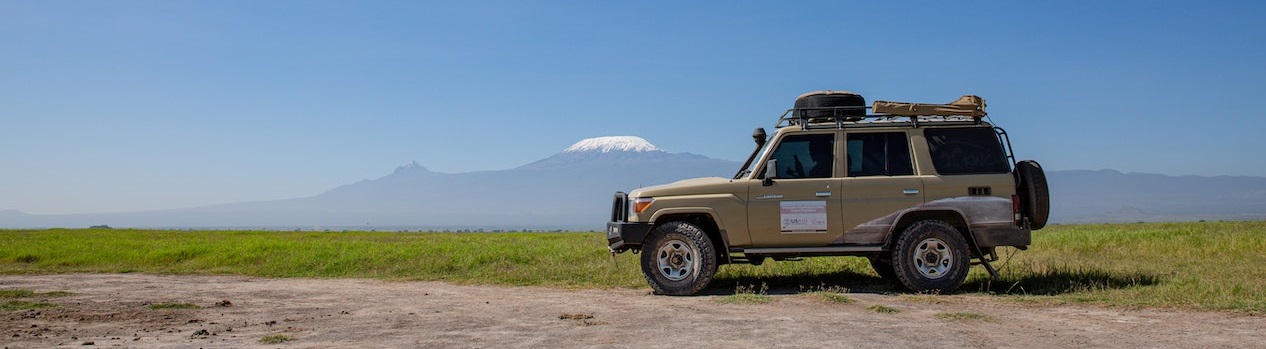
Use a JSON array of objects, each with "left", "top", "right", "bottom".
[{"left": 606, "top": 91, "right": 1049, "bottom": 295}]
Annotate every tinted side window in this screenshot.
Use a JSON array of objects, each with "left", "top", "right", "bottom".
[
  {"left": 925, "top": 128, "right": 1010, "bottom": 175},
  {"left": 847, "top": 132, "right": 914, "bottom": 177},
  {"left": 768, "top": 134, "right": 834, "bottom": 179}
]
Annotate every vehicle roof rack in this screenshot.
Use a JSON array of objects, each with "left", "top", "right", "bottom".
[{"left": 776, "top": 95, "right": 987, "bottom": 129}]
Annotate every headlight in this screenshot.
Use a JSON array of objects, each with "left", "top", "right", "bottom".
[{"left": 631, "top": 197, "right": 654, "bottom": 214}]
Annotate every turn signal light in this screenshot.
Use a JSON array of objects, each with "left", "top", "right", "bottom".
[{"left": 632, "top": 197, "right": 654, "bottom": 214}]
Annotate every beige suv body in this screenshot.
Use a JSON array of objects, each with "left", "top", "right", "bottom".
[{"left": 606, "top": 91, "right": 1049, "bottom": 295}]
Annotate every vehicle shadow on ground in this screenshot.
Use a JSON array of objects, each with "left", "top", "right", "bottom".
[
  {"left": 701, "top": 268, "right": 1163, "bottom": 296},
  {"left": 962, "top": 268, "right": 1163, "bottom": 296}
]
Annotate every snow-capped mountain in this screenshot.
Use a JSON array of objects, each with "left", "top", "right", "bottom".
[
  {"left": 270, "top": 136, "right": 740, "bottom": 227},
  {"left": 0, "top": 137, "right": 742, "bottom": 229},
  {"left": 520, "top": 136, "right": 733, "bottom": 171},
  {"left": 562, "top": 136, "right": 661, "bottom": 153}
]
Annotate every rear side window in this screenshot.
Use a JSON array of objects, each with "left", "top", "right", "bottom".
[
  {"left": 847, "top": 132, "right": 914, "bottom": 177},
  {"left": 925, "top": 128, "right": 1010, "bottom": 175}
]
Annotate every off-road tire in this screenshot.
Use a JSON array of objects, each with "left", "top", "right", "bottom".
[
  {"left": 640, "top": 221, "right": 717, "bottom": 296},
  {"left": 890, "top": 220, "right": 970, "bottom": 293},
  {"left": 868, "top": 254, "right": 898, "bottom": 281},
  {"left": 1016, "top": 160, "right": 1050, "bottom": 230}
]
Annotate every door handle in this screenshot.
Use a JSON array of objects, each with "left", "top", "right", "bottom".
[{"left": 902, "top": 189, "right": 919, "bottom": 195}]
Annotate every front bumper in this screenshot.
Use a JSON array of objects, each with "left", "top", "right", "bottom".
[{"left": 606, "top": 221, "right": 652, "bottom": 252}]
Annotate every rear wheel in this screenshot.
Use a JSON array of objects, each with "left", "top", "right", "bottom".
[
  {"left": 890, "top": 220, "right": 970, "bottom": 293},
  {"left": 639, "top": 221, "right": 717, "bottom": 295}
]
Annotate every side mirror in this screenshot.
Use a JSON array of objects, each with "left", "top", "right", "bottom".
[
  {"left": 762, "top": 159, "right": 777, "bottom": 186},
  {"left": 752, "top": 128, "right": 767, "bottom": 146}
]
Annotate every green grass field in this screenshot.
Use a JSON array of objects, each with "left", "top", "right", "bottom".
[{"left": 1, "top": 221, "right": 1263, "bottom": 312}]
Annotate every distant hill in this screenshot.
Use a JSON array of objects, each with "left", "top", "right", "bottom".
[
  {"left": 2, "top": 137, "right": 1264, "bottom": 229},
  {"left": 1049, "top": 169, "right": 1266, "bottom": 223}
]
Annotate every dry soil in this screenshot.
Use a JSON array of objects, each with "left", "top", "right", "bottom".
[{"left": 2, "top": 274, "right": 1262, "bottom": 348}]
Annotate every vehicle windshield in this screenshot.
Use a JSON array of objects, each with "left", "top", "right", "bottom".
[{"left": 734, "top": 138, "right": 774, "bottom": 179}]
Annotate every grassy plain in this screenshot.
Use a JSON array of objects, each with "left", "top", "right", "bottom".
[
  {"left": 0, "top": 230, "right": 646, "bottom": 287},
  {"left": 1, "top": 221, "right": 1263, "bottom": 312}
]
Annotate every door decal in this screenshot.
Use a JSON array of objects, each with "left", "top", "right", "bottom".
[{"left": 780, "top": 201, "right": 828, "bottom": 233}]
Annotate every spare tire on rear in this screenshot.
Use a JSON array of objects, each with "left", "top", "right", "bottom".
[
  {"left": 794, "top": 90, "right": 866, "bottom": 120},
  {"left": 1015, "top": 160, "right": 1050, "bottom": 230}
]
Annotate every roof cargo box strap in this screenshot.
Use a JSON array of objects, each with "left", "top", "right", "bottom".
[{"left": 872, "top": 95, "right": 986, "bottom": 117}]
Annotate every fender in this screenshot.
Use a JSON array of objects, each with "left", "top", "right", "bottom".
[
  {"left": 648, "top": 207, "right": 733, "bottom": 256},
  {"left": 649, "top": 207, "right": 727, "bottom": 237}
]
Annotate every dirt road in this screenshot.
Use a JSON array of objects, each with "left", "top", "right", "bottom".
[{"left": 1, "top": 274, "right": 1262, "bottom": 348}]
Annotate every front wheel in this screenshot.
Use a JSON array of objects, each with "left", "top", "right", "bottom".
[
  {"left": 640, "top": 221, "right": 717, "bottom": 296},
  {"left": 890, "top": 220, "right": 970, "bottom": 293}
]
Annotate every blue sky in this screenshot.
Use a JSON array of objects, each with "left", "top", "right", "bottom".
[{"left": 3, "top": 1, "right": 1265, "bottom": 214}]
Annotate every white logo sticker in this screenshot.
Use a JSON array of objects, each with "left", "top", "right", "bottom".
[{"left": 780, "top": 201, "right": 828, "bottom": 233}]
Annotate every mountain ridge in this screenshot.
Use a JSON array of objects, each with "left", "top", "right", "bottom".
[{"left": 2, "top": 137, "right": 1265, "bottom": 228}]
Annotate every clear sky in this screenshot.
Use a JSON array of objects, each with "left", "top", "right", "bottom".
[{"left": 3, "top": 1, "right": 1265, "bottom": 214}]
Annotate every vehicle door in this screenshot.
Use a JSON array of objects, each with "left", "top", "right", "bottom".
[
  {"left": 836, "top": 130, "right": 925, "bottom": 245},
  {"left": 747, "top": 131, "right": 843, "bottom": 247}
]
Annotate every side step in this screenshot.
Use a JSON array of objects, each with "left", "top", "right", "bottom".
[
  {"left": 734, "top": 245, "right": 881, "bottom": 261},
  {"left": 742, "top": 246, "right": 883, "bottom": 254}
]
